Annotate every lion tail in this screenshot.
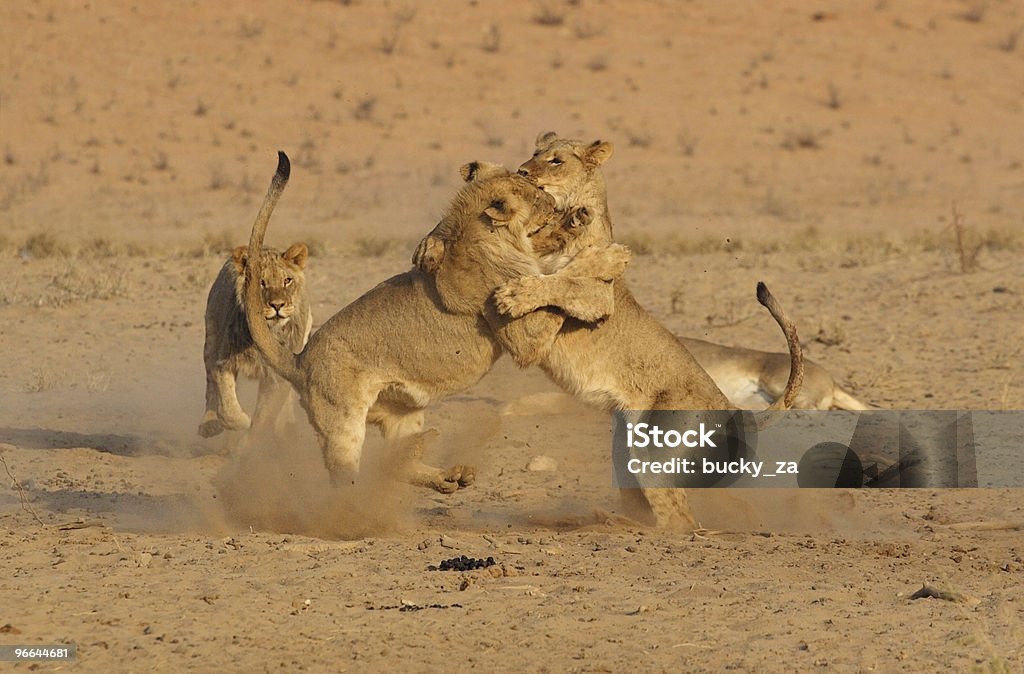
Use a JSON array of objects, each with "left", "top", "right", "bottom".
[{"left": 756, "top": 281, "right": 804, "bottom": 412}]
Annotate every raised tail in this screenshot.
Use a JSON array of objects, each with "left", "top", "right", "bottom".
[
  {"left": 755, "top": 281, "right": 804, "bottom": 411},
  {"left": 243, "top": 151, "right": 303, "bottom": 390}
]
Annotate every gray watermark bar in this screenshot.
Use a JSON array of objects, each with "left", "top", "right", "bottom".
[
  {"left": 0, "top": 644, "right": 77, "bottom": 661},
  {"left": 611, "top": 410, "right": 1023, "bottom": 489}
]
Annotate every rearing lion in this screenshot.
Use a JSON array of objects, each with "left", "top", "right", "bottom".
[
  {"left": 241, "top": 152, "right": 623, "bottom": 493},
  {"left": 415, "top": 136, "right": 805, "bottom": 529}
]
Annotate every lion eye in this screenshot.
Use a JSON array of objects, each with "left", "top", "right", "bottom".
[
  {"left": 260, "top": 279, "right": 267, "bottom": 288},
  {"left": 284, "top": 277, "right": 292, "bottom": 286},
  {"left": 548, "top": 157, "right": 562, "bottom": 165}
]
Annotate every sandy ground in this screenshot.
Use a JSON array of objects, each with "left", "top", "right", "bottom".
[{"left": 1, "top": 0, "right": 1023, "bottom": 671}]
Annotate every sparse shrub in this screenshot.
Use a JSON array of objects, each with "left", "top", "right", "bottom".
[
  {"left": 379, "top": 8, "right": 415, "bottom": 54},
  {"left": 826, "top": 82, "right": 842, "bottom": 109},
  {"left": 959, "top": 2, "right": 987, "bottom": 22},
  {"left": 533, "top": 2, "right": 565, "bottom": 27},
  {"left": 627, "top": 131, "right": 651, "bottom": 148},
  {"left": 950, "top": 203, "right": 982, "bottom": 273},
  {"left": 238, "top": 17, "right": 265, "bottom": 38},
  {"left": 353, "top": 237, "right": 396, "bottom": 257},
  {"left": 482, "top": 23, "right": 501, "bottom": 53},
  {"left": 193, "top": 230, "right": 236, "bottom": 257},
  {"left": 781, "top": 128, "right": 822, "bottom": 150},
  {"left": 573, "top": 20, "right": 605, "bottom": 39},
  {"left": 353, "top": 97, "right": 377, "bottom": 121},
  {"left": 586, "top": 54, "right": 608, "bottom": 72},
  {"left": 85, "top": 371, "right": 110, "bottom": 393},
  {"left": 677, "top": 130, "right": 698, "bottom": 157},
  {"left": 25, "top": 368, "right": 62, "bottom": 393},
  {"left": 997, "top": 28, "right": 1020, "bottom": 52},
  {"left": 23, "top": 231, "right": 69, "bottom": 258},
  {"left": 474, "top": 119, "right": 504, "bottom": 148},
  {"left": 294, "top": 138, "right": 321, "bottom": 172},
  {"left": 813, "top": 322, "right": 846, "bottom": 347},
  {"left": 48, "top": 262, "right": 132, "bottom": 303},
  {"left": 208, "top": 165, "right": 228, "bottom": 190}
]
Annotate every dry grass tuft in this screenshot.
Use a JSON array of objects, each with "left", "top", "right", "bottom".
[
  {"left": 532, "top": 2, "right": 566, "bottom": 27},
  {"left": 781, "top": 128, "right": 823, "bottom": 150},
  {"left": 25, "top": 368, "right": 63, "bottom": 393},
  {"left": 191, "top": 231, "right": 237, "bottom": 258},
  {"left": 23, "top": 231, "right": 70, "bottom": 259},
  {"left": 951, "top": 203, "right": 982, "bottom": 273},
  {"left": 353, "top": 237, "right": 397, "bottom": 258}
]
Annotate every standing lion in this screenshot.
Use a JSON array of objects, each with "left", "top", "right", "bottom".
[{"left": 198, "top": 242, "right": 312, "bottom": 439}]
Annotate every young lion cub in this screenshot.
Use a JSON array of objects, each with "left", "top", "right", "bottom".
[{"left": 199, "top": 242, "right": 312, "bottom": 438}]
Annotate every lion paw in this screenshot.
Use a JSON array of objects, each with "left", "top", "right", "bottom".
[
  {"left": 413, "top": 235, "right": 445, "bottom": 274},
  {"left": 494, "top": 277, "right": 546, "bottom": 317},
  {"left": 198, "top": 417, "right": 225, "bottom": 438},
  {"left": 433, "top": 464, "right": 476, "bottom": 493}
]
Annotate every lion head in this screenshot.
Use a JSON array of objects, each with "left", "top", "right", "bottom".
[
  {"left": 231, "top": 243, "right": 309, "bottom": 326},
  {"left": 516, "top": 131, "right": 613, "bottom": 210},
  {"left": 417, "top": 162, "right": 559, "bottom": 314}
]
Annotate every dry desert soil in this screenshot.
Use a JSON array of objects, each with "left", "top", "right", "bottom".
[{"left": 1, "top": 1, "right": 1022, "bottom": 672}]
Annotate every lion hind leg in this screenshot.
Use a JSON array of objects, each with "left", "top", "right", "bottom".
[
  {"left": 250, "top": 375, "right": 297, "bottom": 436},
  {"left": 377, "top": 410, "right": 476, "bottom": 494},
  {"left": 308, "top": 387, "right": 374, "bottom": 488}
]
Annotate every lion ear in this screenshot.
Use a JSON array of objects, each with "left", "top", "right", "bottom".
[
  {"left": 460, "top": 161, "right": 509, "bottom": 183},
  {"left": 232, "top": 245, "right": 248, "bottom": 273},
  {"left": 536, "top": 131, "right": 559, "bottom": 148},
  {"left": 483, "top": 198, "right": 513, "bottom": 223},
  {"left": 582, "top": 140, "right": 613, "bottom": 168},
  {"left": 283, "top": 243, "right": 308, "bottom": 269}
]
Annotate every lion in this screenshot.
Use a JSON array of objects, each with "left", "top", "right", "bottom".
[
  {"left": 198, "top": 242, "right": 312, "bottom": 439},
  {"left": 415, "top": 162, "right": 804, "bottom": 531},
  {"left": 242, "top": 152, "right": 625, "bottom": 494},
  {"left": 501, "top": 131, "right": 869, "bottom": 411}
]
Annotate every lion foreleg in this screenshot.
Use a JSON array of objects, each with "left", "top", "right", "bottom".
[
  {"left": 200, "top": 364, "right": 251, "bottom": 437},
  {"left": 493, "top": 244, "right": 629, "bottom": 321}
]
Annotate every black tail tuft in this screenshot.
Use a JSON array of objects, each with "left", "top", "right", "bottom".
[
  {"left": 276, "top": 150, "right": 291, "bottom": 181},
  {"left": 756, "top": 281, "right": 770, "bottom": 307}
]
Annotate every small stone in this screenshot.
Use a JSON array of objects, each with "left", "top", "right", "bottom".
[{"left": 526, "top": 456, "right": 558, "bottom": 472}]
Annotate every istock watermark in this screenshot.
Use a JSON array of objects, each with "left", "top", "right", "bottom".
[{"left": 612, "top": 410, "right": 1024, "bottom": 489}]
